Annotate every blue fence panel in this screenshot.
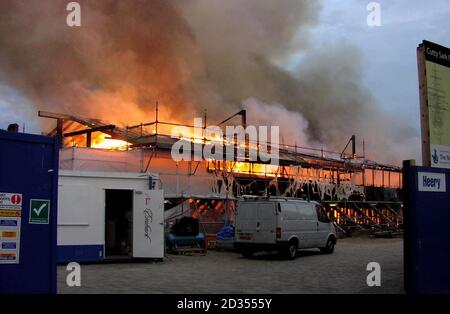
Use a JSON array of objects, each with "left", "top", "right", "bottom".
[
  {"left": 0, "top": 130, "right": 59, "bottom": 294},
  {"left": 404, "top": 164, "right": 450, "bottom": 294}
]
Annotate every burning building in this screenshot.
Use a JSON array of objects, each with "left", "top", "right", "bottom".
[{"left": 40, "top": 108, "right": 403, "bottom": 244}]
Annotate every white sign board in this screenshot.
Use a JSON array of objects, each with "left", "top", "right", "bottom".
[
  {"left": 0, "top": 192, "right": 22, "bottom": 209},
  {"left": 133, "top": 190, "right": 164, "bottom": 258},
  {"left": 0, "top": 192, "right": 22, "bottom": 264},
  {"left": 418, "top": 172, "right": 446, "bottom": 192},
  {"left": 430, "top": 144, "right": 450, "bottom": 169},
  {"left": 417, "top": 41, "right": 450, "bottom": 168}
]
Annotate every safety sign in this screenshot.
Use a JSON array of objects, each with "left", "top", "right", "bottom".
[
  {"left": 29, "top": 199, "right": 50, "bottom": 224},
  {"left": 0, "top": 193, "right": 22, "bottom": 209},
  {"left": 0, "top": 192, "right": 22, "bottom": 264}
]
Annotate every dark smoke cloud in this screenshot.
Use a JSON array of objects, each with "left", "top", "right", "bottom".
[
  {"left": 0, "top": 0, "right": 201, "bottom": 125},
  {"left": 177, "top": 1, "right": 418, "bottom": 163},
  {"left": 0, "top": 0, "right": 418, "bottom": 164}
]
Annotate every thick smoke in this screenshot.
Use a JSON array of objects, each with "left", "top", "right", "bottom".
[
  {"left": 0, "top": 0, "right": 201, "bottom": 125},
  {"left": 0, "top": 0, "right": 418, "bottom": 164},
  {"left": 242, "top": 98, "right": 317, "bottom": 149}
]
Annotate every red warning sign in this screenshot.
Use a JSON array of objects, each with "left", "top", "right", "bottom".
[
  {"left": 0, "top": 193, "right": 23, "bottom": 209},
  {"left": 10, "top": 195, "right": 21, "bottom": 205}
]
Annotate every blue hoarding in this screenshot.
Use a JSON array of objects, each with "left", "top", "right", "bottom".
[
  {"left": 404, "top": 163, "right": 450, "bottom": 294},
  {"left": 0, "top": 130, "right": 59, "bottom": 294}
]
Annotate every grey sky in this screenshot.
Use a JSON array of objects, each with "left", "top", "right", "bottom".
[
  {"left": 0, "top": 85, "right": 39, "bottom": 133},
  {"left": 281, "top": 0, "right": 450, "bottom": 162},
  {"left": 316, "top": 2, "right": 449, "bottom": 124}
]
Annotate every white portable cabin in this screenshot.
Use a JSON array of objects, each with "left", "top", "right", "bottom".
[{"left": 57, "top": 170, "right": 164, "bottom": 262}]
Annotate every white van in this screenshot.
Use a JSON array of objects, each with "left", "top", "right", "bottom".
[{"left": 234, "top": 198, "right": 336, "bottom": 259}]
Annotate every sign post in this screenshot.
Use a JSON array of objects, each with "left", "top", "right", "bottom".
[{"left": 417, "top": 41, "right": 450, "bottom": 168}]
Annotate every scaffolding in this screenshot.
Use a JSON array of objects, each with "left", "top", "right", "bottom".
[{"left": 40, "top": 109, "right": 404, "bottom": 234}]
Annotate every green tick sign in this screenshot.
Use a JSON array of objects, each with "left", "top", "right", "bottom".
[{"left": 29, "top": 199, "right": 50, "bottom": 224}]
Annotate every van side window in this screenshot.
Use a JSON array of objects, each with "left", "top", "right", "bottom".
[{"left": 316, "top": 205, "right": 330, "bottom": 223}]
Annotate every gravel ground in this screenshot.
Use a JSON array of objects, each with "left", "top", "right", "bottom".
[{"left": 58, "top": 237, "right": 404, "bottom": 294}]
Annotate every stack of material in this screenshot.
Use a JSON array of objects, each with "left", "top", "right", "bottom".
[
  {"left": 216, "top": 225, "right": 235, "bottom": 251},
  {"left": 217, "top": 226, "right": 235, "bottom": 241}
]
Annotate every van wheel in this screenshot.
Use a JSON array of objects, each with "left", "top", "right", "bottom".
[
  {"left": 320, "top": 237, "right": 335, "bottom": 254},
  {"left": 284, "top": 242, "right": 298, "bottom": 260},
  {"left": 242, "top": 251, "right": 253, "bottom": 258}
]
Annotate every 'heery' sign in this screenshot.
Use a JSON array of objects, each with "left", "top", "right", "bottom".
[{"left": 418, "top": 172, "right": 446, "bottom": 192}]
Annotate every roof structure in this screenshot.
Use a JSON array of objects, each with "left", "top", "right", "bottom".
[{"left": 39, "top": 110, "right": 401, "bottom": 172}]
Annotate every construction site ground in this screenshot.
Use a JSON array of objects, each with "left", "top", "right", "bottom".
[{"left": 58, "top": 236, "right": 403, "bottom": 294}]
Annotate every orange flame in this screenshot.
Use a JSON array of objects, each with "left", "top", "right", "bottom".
[{"left": 91, "top": 133, "right": 130, "bottom": 150}]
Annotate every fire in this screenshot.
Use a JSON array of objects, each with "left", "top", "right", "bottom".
[
  {"left": 91, "top": 133, "right": 130, "bottom": 150},
  {"left": 171, "top": 127, "right": 226, "bottom": 144},
  {"left": 208, "top": 160, "right": 281, "bottom": 177}
]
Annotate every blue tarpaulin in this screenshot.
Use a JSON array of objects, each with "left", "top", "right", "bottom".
[{"left": 216, "top": 225, "right": 235, "bottom": 240}]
